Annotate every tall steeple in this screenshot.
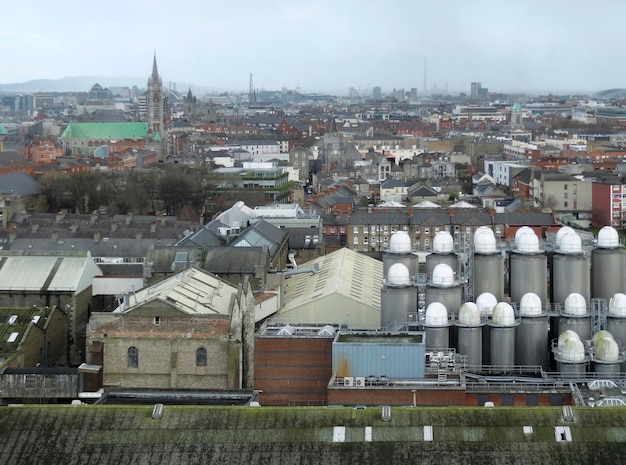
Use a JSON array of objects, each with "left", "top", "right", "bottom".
[{"left": 151, "top": 53, "right": 159, "bottom": 81}]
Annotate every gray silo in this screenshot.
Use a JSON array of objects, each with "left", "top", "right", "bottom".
[
  {"left": 489, "top": 302, "right": 519, "bottom": 369},
  {"left": 552, "top": 232, "right": 590, "bottom": 304},
  {"left": 456, "top": 302, "right": 484, "bottom": 367},
  {"left": 425, "top": 231, "right": 458, "bottom": 282},
  {"left": 472, "top": 227, "right": 504, "bottom": 301},
  {"left": 425, "top": 263, "right": 462, "bottom": 318},
  {"left": 558, "top": 293, "right": 591, "bottom": 342},
  {"left": 380, "top": 263, "right": 417, "bottom": 329},
  {"left": 509, "top": 230, "right": 548, "bottom": 304},
  {"left": 591, "top": 226, "right": 625, "bottom": 301},
  {"left": 606, "top": 293, "right": 626, "bottom": 370},
  {"left": 383, "top": 231, "right": 419, "bottom": 280},
  {"left": 591, "top": 331, "right": 623, "bottom": 376},
  {"left": 515, "top": 292, "right": 549, "bottom": 369},
  {"left": 476, "top": 292, "right": 498, "bottom": 366},
  {"left": 553, "top": 331, "right": 588, "bottom": 375},
  {"left": 422, "top": 302, "right": 451, "bottom": 349}
]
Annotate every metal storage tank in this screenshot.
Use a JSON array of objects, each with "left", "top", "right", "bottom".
[
  {"left": 383, "top": 231, "right": 419, "bottom": 280},
  {"left": 489, "top": 302, "right": 519, "bottom": 368},
  {"left": 606, "top": 293, "right": 626, "bottom": 370},
  {"left": 552, "top": 232, "right": 590, "bottom": 304},
  {"left": 553, "top": 331, "right": 588, "bottom": 375},
  {"left": 510, "top": 230, "right": 547, "bottom": 304},
  {"left": 558, "top": 293, "right": 591, "bottom": 342},
  {"left": 456, "top": 302, "right": 483, "bottom": 367},
  {"left": 425, "top": 263, "right": 462, "bottom": 318},
  {"left": 476, "top": 292, "right": 498, "bottom": 365},
  {"left": 380, "top": 263, "right": 417, "bottom": 329},
  {"left": 515, "top": 292, "right": 549, "bottom": 369},
  {"left": 592, "top": 331, "right": 622, "bottom": 375},
  {"left": 422, "top": 302, "right": 450, "bottom": 349},
  {"left": 472, "top": 227, "right": 504, "bottom": 301},
  {"left": 425, "top": 231, "right": 458, "bottom": 282},
  {"left": 591, "top": 226, "right": 625, "bottom": 301}
]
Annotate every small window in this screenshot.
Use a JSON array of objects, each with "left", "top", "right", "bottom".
[
  {"left": 196, "top": 347, "right": 207, "bottom": 367},
  {"left": 128, "top": 347, "right": 139, "bottom": 368},
  {"left": 154, "top": 316, "right": 160, "bottom": 325}
]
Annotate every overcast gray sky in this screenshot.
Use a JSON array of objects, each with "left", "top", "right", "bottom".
[{"left": 2, "top": 0, "right": 624, "bottom": 95}]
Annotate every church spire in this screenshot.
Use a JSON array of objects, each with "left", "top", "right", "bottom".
[{"left": 151, "top": 52, "right": 159, "bottom": 80}]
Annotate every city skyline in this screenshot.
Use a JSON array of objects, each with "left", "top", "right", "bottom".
[{"left": 2, "top": 0, "right": 626, "bottom": 95}]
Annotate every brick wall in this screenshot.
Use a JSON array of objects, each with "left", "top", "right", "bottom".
[{"left": 254, "top": 337, "right": 333, "bottom": 406}]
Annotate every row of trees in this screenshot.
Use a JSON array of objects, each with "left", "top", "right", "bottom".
[{"left": 37, "top": 165, "right": 271, "bottom": 221}]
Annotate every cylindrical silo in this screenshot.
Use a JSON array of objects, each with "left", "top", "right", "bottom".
[
  {"left": 380, "top": 263, "right": 417, "bottom": 329},
  {"left": 553, "top": 330, "right": 588, "bottom": 375},
  {"left": 552, "top": 232, "right": 590, "bottom": 304},
  {"left": 476, "top": 292, "right": 498, "bottom": 366},
  {"left": 425, "top": 231, "right": 458, "bottom": 282},
  {"left": 592, "top": 331, "right": 622, "bottom": 376},
  {"left": 591, "top": 226, "right": 625, "bottom": 301},
  {"left": 456, "top": 302, "right": 483, "bottom": 367},
  {"left": 472, "top": 227, "right": 504, "bottom": 301},
  {"left": 383, "top": 231, "right": 419, "bottom": 279},
  {"left": 425, "top": 263, "right": 462, "bottom": 317},
  {"left": 606, "top": 293, "right": 626, "bottom": 371},
  {"left": 509, "top": 231, "right": 547, "bottom": 303},
  {"left": 422, "top": 302, "right": 450, "bottom": 350},
  {"left": 489, "top": 302, "right": 519, "bottom": 369},
  {"left": 515, "top": 292, "right": 549, "bottom": 369},
  {"left": 558, "top": 293, "right": 591, "bottom": 342}
]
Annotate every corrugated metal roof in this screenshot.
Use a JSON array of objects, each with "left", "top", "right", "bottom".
[
  {"left": 115, "top": 267, "right": 237, "bottom": 316},
  {"left": 60, "top": 122, "right": 149, "bottom": 140}
]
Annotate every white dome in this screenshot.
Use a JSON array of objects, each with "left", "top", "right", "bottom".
[
  {"left": 431, "top": 263, "right": 455, "bottom": 286},
  {"left": 595, "top": 337, "right": 620, "bottom": 362},
  {"left": 597, "top": 226, "right": 619, "bottom": 248},
  {"left": 564, "top": 293, "right": 587, "bottom": 316},
  {"left": 387, "top": 263, "right": 411, "bottom": 286},
  {"left": 592, "top": 330, "right": 614, "bottom": 346},
  {"left": 519, "top": 292, "right": 542, "bottom": 316},
  {"left": 476, "top": 292, "right": 498, "bottom": 317},
  {"left": 458, "top": 302, "right": 481, "bottom": 325},
  {"left": 432, "top": 231, "right": 454, "bottom": 253},
  {"left": 492, "top": 302, "right": 515, "bottom": 326},
  {"left": 558, "top": 232, "right": 582, "bottom": 254},
  {"left": 516, "top": 230, "right": 539, "bottom": 253},
  {"left": 555, "top": 226, "right": 576, "bottom": 246},
  {"left": 609, "top": 293, "right": 626, "bottom": 317},
  {"left": 515, "top": 226, "right": 534, "bottom": 242},
  {"left": 558, "top": 330, "right": 581, "bottom": 347},
  {"left": 474, "top": 228, "right": 497, "bottom": 254},
  {"left": 560, "top": 337, "right": 585, "bottom": 363},
  {"left": 425, "top": 302, "right": 449, "bottom": 327},
  {"left": 389, "top": 231, "right": 412, "bottom": 253}
]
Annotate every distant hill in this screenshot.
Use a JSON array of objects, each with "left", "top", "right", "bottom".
[
  {"left": 594, "top": 88, "right": 626, "bottom": 99},
  {"left": 0, "top": 76, "right": 145, "bottom": 93}
]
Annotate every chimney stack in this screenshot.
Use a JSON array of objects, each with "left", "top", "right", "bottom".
[
  {"left": 136, "top": 231, "right": 143, "bottom": 241},
  {"left": 111, "top": 221, "right": 118, "bottom": 232},
  {"left": 70, "top": 222, "right": 78, "bottom": 233},
  {"left": 150, "top": 222, "right": 157, "bottom": 233},
  {"left": 31, "top": 223, "right": 39, "bottom": 234},
  {"left": 55, "top": 210, "right": 67, "bottom": 224},
  {"left": 51, "top": 230, "right": 59, "bottom": 241},
  {"left": 125, "top": 213, "right": 133, "bottom": 225},
  {"left": 90, "top": 210, "right": 99, "bottom": 224},
  {"left": 94, "top": 231, "right": 101, "bottom": 242}
]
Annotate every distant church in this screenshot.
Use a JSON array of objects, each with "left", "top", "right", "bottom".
[{"left": 146, "top": 54, "right": 165, "bottom": 161}]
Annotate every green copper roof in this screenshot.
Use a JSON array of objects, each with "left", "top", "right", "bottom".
[
  {"left": 153, "top": 132, "right": 161, "bottom": 141},
  {"left": 60, "top": 122, "right": 149, "bottom": 140},
  {"left": 0, "top": 124, "right": 6, "bottom": 136}
]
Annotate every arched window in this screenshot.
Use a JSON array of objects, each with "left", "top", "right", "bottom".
[
  {"left": 127, "top": 347, "right": 139, "bottom": 368},
  {"left": 196, "top": 347, "right": 207, "bottom": 367}
]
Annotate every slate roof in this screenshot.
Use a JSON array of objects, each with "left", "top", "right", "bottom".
[
  {"left": 203, "top": 247, "right": 269, "bottom": 274},
  {"left": 494, "top": 211, "right": 557, "bottom": 226},
  {"left": 230, "top": 220, "right": 287, "bottom": 256},
  {"left": 0, "top": 150, "right": 27, "bottom": 167},
  {"left": 349, "top": 211, "right": 410, "bottom": 226},
  {"left": 0, "top": 172, "right": 41, "bottom": 196}
]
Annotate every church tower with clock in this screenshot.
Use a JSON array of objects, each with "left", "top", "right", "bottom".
[{"left": 146, "top": 53, "right": 165, "bottom": 160}]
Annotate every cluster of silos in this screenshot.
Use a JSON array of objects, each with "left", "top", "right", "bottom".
[
  {"left": 425, "top": 231, "right": 458, "bottom": 283},
  {"left": 558, "top": 293, "right": 591, "bottom": 343},
  {"left": 509, "top": 227, "right": 547, "bottom": 303},
  {"left": 455, "top": 302, "right": 484, "bottom": 366},
  {"left": 552, "top": 330, "right": 588, "bottom": 375},
  {"left": 423, "top": 302, "right": 451, "bottom": 349},
  {"left": 551, "top": 227, "right": 590, "bottom": 304},
  {"left": 591, "top": 226, "right": 625, "bottom": 301},
  {"left": 590, "top": 330, "right": 623, "bottom": 375},
  {"left": 476, "top": 292, "right": 498, "bottom": 365},
  {"left": 380, "top": 231, "right": 419, "bottom": 329},
  {"left": 606, "top": 293, "right": 626, "bottom": 371},
  {"left": 489, "top": 302, "right": 519, "bottom": 368},
  {"left": 472, "top": 227, "right": 504, "bottom": 301}
]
